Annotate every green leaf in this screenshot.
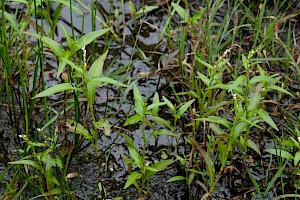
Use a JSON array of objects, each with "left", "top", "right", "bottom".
[
  {"left": 196, "top": 72, "right": 210, "bottom": 86},
  {"left": 88, "top": 77, "right": 127, "bottom": 87},
  {"left": 246, "top": 138, "right": 261, "bottom": 156},
  {"left": 249, "top": 76, "right": 279, "bottom": 84},
  {"left": 144, "top": 166, "right": 159, "bottom": 172},
  {"left": 148, "top": 116, "right": 172, "bottom": 130},
  {"left": 190, "top": 7, "right": 206, "bottom": 24},
  {"left": 25, "top": 32, "right": 65, "bottom": 57},
  {"left": 59, "top": 24, "right": 73, "bottom": 47},
  {"left": 290, "top": 137, "right": 300, "bottom": 149},
  {"left": 248, "top": 84, "right": 262, "bottom": 112},
  {"left": 87, "top": 50, "right": 108, "bottom": 79},
  {"left": 124, "top": 172, "right": 141, "bottom": 189},
  {"left": 93, "top": 119, "right": 111, "bottom": 136},
  {"left": 60, "top": 58, "right": 84, "bottom": 77},
  {"left": 57, "top": 54, "right": 70, "bottom": 77},
  {"left": 175, "top": 155, "right": 186, "bottom": 165},
  {"left": 265, "top": 149, "right": 294, "bottom": 161},
  {"left": 120, "top": 151, "right": 132, "bottom": 166},
  {"left": 49, "top": 188, "right": 62, "bottom": 195},
  {"left": 195, "top": 57, "right": 214, "bottom": 70},
  {"left": 197, "top": 116, "right": 232, "bottom": 129},
  {"left": 242, "top": 54, "right": 249, "bottom": 70},
  {"left": 2, "top": 11, "right": 21, "bottom": 35},
  {"left": 177, "top": 99, "right": 195, "bottom": 118},
  {"left": 188, "top": 172, "right": 195, "bottom": 186},
  {"left": 256, "top": 109, "right": 279, "bottom": 131},
  {"left": 266, "top": 85, "right": 294, "bottom": 97},
  {"left": 171, "top": 2, "right": 189, "bottom": 22},
  {"left": 9, "top": 160, "right": 42, "bottom": 171},
  {"left": 294, "top": 151, "right": 300, "bottom": 166},
  {"left": 146, "top": 102, "right": 167, "bottom": 112},
  {"left": 218, "top": 142, "right": 228, "bottom": 166},
  {"left": 167, "top": 176, "right": 186, "bottom": 182},
  {"left": 264, "top": 163, "right": 286, "bottom": 196},
  {"left": 136, "top": 6, "right": 159, "bottom": 15},
  {"left": 209, "top": 123, "right": 225, "bottom": 135},
  {"left": 145, "top": 159, "right": 174, "bottom": 180},
  {"left": 55, "top": 156, "right": 63, "bottom": 169},
  {"left": 86, "top": 80, "right": 98, "bottom": 107},
  {"left": 229, "top": 75, "right": 245, "bottom": 92},
  {"left": 41, "top": 154, "right": 57, "bottom": 167},
  {"left": 248, "top": 169, "right": 263, "bottom": 199},
  {"left": 162, "top": 96, "right": 175, "bottom": 112},
  {"left": 121, "top": 133, "right": 143, "bottom": 167},
  {"left": 47, "top": 175, "right": 60, "bottom": 186},
  {"left": 133, "top": 85, "right": 144, "bottom": 116},
  {"left": 66, "top": 120, "right": 92, "bottom": 141},
  {"left": 34, "top": 83, "right": 83, "bottom": 98},
  {"left": 124, "top": 114, "right": 142, "bottom": 126},
  {"left": 231, "top": 122, "right": 247, "bottom": 143},
  {"left": 71, "top": 28, "right": 111, "bottom": 54},
  {"left": 150, "top": 92, "right": 160, "bottom": 115},
  {"left": 149, "top": 129, "right": 177, "bottom": 139},
  {"left": 128, "top": 144, "right": 142, "bottom": 166}
]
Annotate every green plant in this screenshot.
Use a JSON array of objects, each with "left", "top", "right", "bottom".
[
  {"left": 121, "top": 85, "right": 174, "bottom": 198},
  {"left": 196, "top": 47, "right": 293, "bottom": 169},
  {"left": 9, "top": 129, "right": 64, "bottom": 199},
  {"left": 8, "top": 26, "right": 127, "bottom": 198}
]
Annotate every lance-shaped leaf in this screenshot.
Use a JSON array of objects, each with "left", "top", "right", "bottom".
[
  {"left": 249, "top": 75, "right": 279, "bottom": 84},
  {"left": 86, "top": 76, "right": 127, "bottom": 106},
  {"left": 34, "top": 83, "right": 83, "bottom": 98},
  {"left": 59, "top": 24, "right": 73, "bottom": 47},
  {"left": 89, "top": 77, "right": 127, "bottom": 87},
  {"left": 218, "top": 141, "right": 228, "bottom": 165},
  {"left": 93, "top": 119, "right": 111, "bottom": 136},
  {"left": 197, "top": 116, "right": 232, "bottom": 129},
  {"left": 70, "top": 28, "right": 111, "bottom": 54},
  {"left": 256, "top": 109, "right": 279, "bottom": 131},
  {"left": 9, "top": 160, "right": 43, "bottom": 171},
  {"left": 228, "top": 75, "right": 245, "bottom": 92},
  {"left": 66, "top": 120, "right": 92, "bottom": 141},
  {"left": 60, "top": 58, "right": 84, "bottom": 78},
  {"left": 121, "top": 133, "right": 142, "bottom": 166},
  {"left": 136, "top": 6, "right": 159, "bottom": 16},
  {"left": 177, "top": 99, "right": 195, "bottom": 118},
  {"left": 145, "top": 159, "right": 174, "bottom": 180},
  {"left": 148, "top": 129, "right": 177, "bottom": 139},
  {"left": 246, "top": 138, "right": 261, "bottom": 156},
  {"left": 25, "top": 32, "right": 65, "bottom": 57},
  {"left": 124, "top": 114, "right": 142, "bottom": 126},
  {"left": 266, "top": 85, "right": 294, "bottom": 97},
  {"left": 124, "top": 171, "right": 141, "bottom": 189},
  {"left": 133, "top": 85, "right": 144, "bottom": 116},
  {"left": 167, "top": 176, "right": 186, "bottom": 182},
  {"left": 87, "top": 50, "right": 108, "bottom": 79},
  {"left": 171, "top": 2, "right": 189, "bottom": 22},
  {"left": 265, "top": 149, "right": 294, "bottom": 161}
]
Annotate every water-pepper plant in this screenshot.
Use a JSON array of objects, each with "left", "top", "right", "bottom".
[
  {"left": 193, "top": 48, "right": 293, "bottom": 196},
  {"left": 121, "top": 85, "right": 175, "bottom": 198},
  {"left": 9, "top": 27, "right": 127, "bottom": 197}
]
